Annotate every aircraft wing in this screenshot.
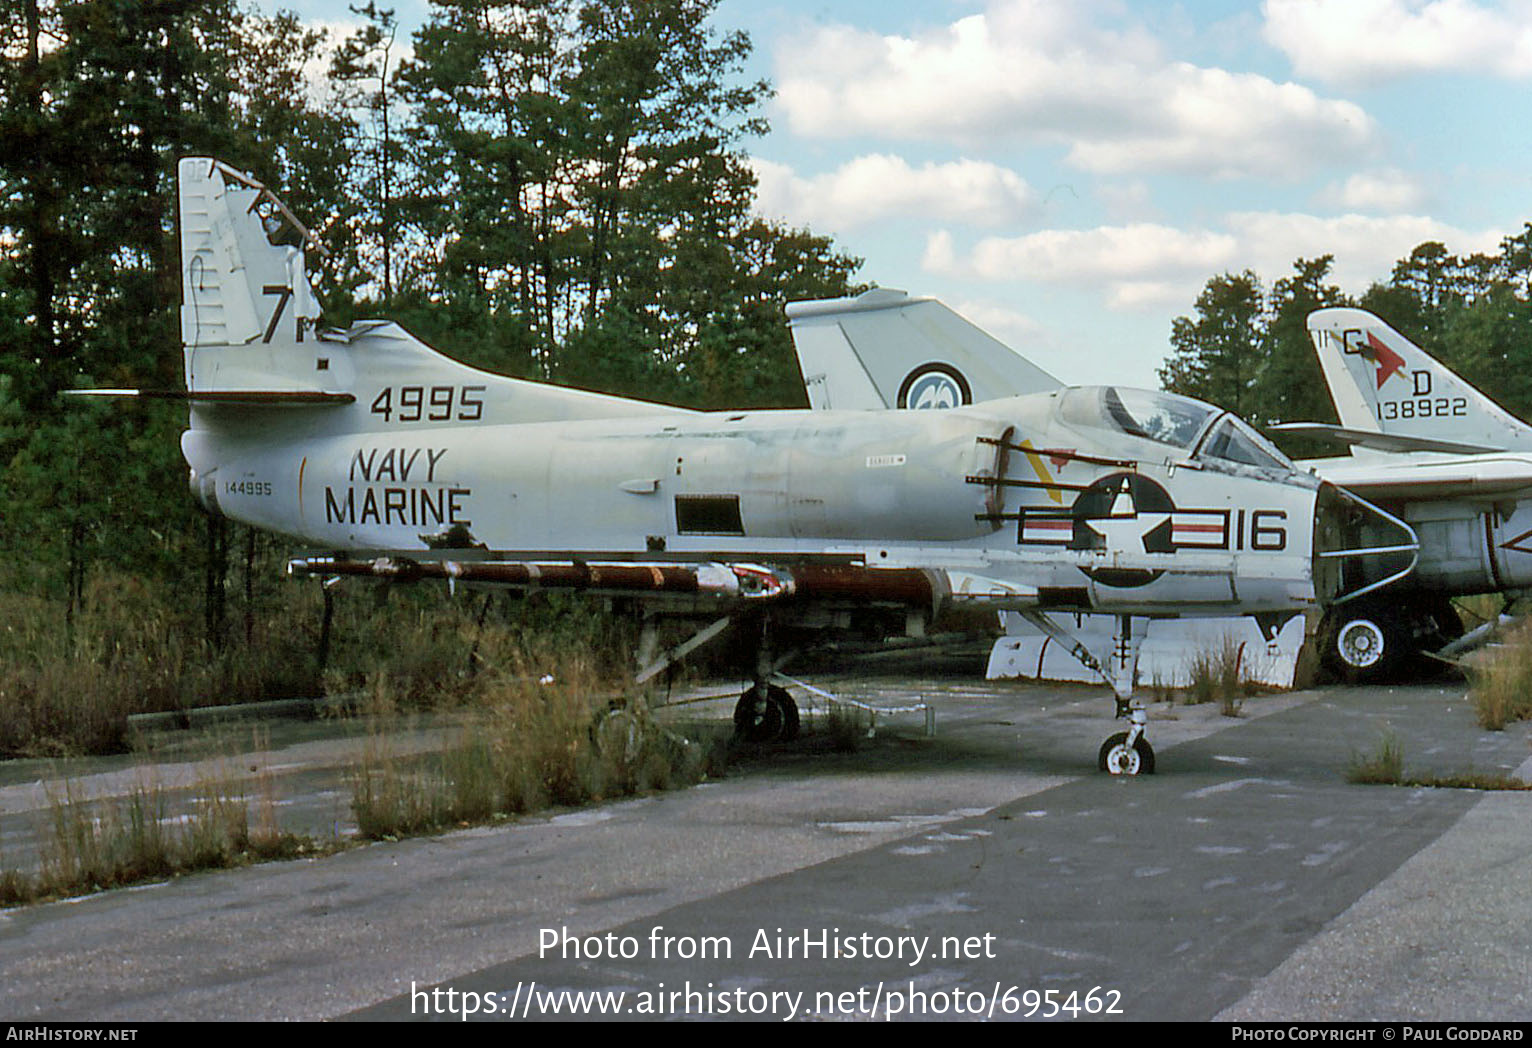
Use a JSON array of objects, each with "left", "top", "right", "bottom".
[
  {"left": 286, "top": 555, "right": 1041, "bottom": 611},
  {"left": 1269, "top": 421, "right": 1503, "bottom": 456},
  {"left": 65, "top": 389, "right": 356, "bottom": 406},
  {"left": 787, "top": 288, "right": 1061, "bottom": 410},
  {"left": 1316, "top": 453, "right": 1532, "bottom": 502}
]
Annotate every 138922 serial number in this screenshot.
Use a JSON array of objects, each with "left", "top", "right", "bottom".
[{"left": 1377, "top": 397, "right": 1467, "bottom": 420}]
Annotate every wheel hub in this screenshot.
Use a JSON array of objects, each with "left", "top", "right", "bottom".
[
  {"left": 1104, "top": 743, "right": 1140, "bottom": 775},
  {"left": 1337, "top": 618, "right": 1386, "bottom": 669}
]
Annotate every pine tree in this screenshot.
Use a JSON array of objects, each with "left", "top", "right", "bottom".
[{"left": 1159, "top": 271, "right": 1263, "bottom": 416}]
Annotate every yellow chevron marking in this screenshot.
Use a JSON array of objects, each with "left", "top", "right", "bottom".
[{"left": 1019, "top": 439, "right": 1063, "bottom": 504}]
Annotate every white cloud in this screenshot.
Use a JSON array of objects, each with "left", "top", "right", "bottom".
[
  {"left": 1107, "top": 281, "right": 1197, "bottom": 311},
  {"left": 751, "top": 155, "right": 1034, "bottom": 231},
  {"left": 1094, "top": 180, "right": 1156, "bottom": 222},
  {"left": 1263, "top": 0, "right": 1532, "bottom": 84},
  {"left": 1317, "top": 169, "right": 1429, "bottom": 212},
  {"left": 277, "top": 14, "right": 416, "bottom": 106},
  {"left": 926, "top": 223, "right": 1240, "bottom": 311},
  {"left": 927, "top": 212, "right": 1501, "bottom": 311},
  {"left": 1222, "top": 211, "right": 1501, "bottom": 288},
  {"left": 923, "top": 230, "right": 959, "bottom": 273},
  {"left": 951, "top": 299, "right": 1043, "bottom": 344},
  {"left": 775, "top": 0, "right": 1377, "bottom": 178},
  {"left": 937, "top": 224, "right": 1240, "bottom": 281}
]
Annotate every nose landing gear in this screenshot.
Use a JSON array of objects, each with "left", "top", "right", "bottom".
[
  {"left": 1098, "top": 705, "right": 1155, "bottom": 775},
  {"left": 1021, "top": 611, "right": 1157, "bottom": 775}
]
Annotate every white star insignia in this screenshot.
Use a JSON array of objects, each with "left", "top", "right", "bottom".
[{"left": 1086, "top": 485, "right": 1170, "bottom": 554}]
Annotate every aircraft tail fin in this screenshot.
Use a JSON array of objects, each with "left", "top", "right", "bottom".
[
  {"left": 179, "top": 157, "right": 323, "bottom": 353},
  {"left": 1307, "top": 307, "right": 1529, "bottom": 453},
  {"left": 172, "top": 157, "right": 683, "bottom": 424},
  {"left": 786, "top": 288, "right": 1061, "bottom": 410}
]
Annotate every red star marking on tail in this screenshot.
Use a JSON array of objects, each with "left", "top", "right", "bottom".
[{"left": 1366, "top": 331, "right": 1406, "bottom": 388}]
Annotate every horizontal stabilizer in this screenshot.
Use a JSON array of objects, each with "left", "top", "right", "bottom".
[
  {"left": 65, "top": 389, "right": 355, "bottom": 406},
  {"left": 1268, "top": 421, "right": 1502, "bottom": 456}
]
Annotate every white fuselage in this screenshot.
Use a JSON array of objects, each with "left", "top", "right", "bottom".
[{"left": 181, "top": 325, "right": 1334, "bottom": 617}]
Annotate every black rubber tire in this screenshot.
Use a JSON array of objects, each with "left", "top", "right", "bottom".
[
  {"left": 1098, "top": 731, "right": 1155, "bottom": 775},
  {"left": 769, "top": 685, "right": 800, "bottom": 742},
  {"left": 733, "top": 687, "right": 783, "bottom": 742},
  {"left": 1322, "top": 603, "right": 1404, "bottom": 683}
]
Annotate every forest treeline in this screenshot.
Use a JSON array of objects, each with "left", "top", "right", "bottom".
[{"left": 0, "top": 0, "right": 863, "bottom": 752}]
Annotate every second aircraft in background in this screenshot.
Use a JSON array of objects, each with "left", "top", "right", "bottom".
[{"left": 1272, "top": 308, "right": 1532, "bottom": 678}]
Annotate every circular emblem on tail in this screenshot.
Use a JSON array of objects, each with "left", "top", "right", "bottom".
[{"left": 897, "top": 363, "right": 971, "bottom": 410}]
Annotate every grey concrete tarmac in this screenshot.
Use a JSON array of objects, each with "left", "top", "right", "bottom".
[{"left": 1, "top": 671, "right": 1528, "bottom": 1022}]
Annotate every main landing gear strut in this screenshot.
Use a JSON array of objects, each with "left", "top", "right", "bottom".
[
  {"left": 638, "top": 606, "right": 1158, "bottom": 767},
  {"left": 1021, "top": 611, "right": 1155, "bottom": 775},
  {"left": 732, "top": 615, "right": 800, "bottom": 743},
  {"left": 633, "top": 610, "right": 801, "bottom": 744}
]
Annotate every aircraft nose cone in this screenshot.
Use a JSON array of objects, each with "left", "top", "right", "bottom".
[{"left": 1313, "top": 482, "right": 1419, "bottom": 604}]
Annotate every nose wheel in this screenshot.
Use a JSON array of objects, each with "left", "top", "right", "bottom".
[
  {"left": 1098, "top": 731, "right": 1155, "bottom": 775},
  {"left": 1098, "top": 700, "right": 1155, "bottom": 775}
]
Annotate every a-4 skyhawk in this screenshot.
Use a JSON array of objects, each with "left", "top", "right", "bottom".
[{"left": 77, "top": 159, "right": 1419, "bottom": 774}]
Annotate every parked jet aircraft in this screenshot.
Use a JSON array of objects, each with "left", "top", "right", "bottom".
[
  {"left": 790, "top": 294, "right": 1470, "bottom": 686},
  {"left": 76, "top": 159, "right": 1419, "bottom": 774},
  {"left": 790, "top": 292, "right": 1505, "bottom": 683},
  {"left": 1269, "top": 307, "right": 1532, "bottom": 677},
  {"left": 787, "top": 290, "right": 1319, "bottom": 688}
]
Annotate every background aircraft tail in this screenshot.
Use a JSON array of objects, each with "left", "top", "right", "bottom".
[
  {"left": 786, "top": 289, "right": 1061, "bottom": 410},
  {"left": 1305, "top": 307, "right": 1532, "bottom": 454}
]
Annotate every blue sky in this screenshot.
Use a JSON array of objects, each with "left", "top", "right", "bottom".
[{"left": 269, "top": 0, "right": 1532, "bottom": 388}]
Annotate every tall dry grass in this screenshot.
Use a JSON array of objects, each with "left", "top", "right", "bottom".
[
  {"left": 0, "top": 573, "right": 322, "bottom": 756},
  {"left": 1183, "top": 635, "right": 1252, "bottom": 716},
  {"left": 1468, "top": 620, "right": 1532, "bottom": 730},
  {"left": 0, "top": 568, "right": 640, "bottom": 757},
  {"left": 350, "top": 624, "right": 712, "bottom": 839},
  {"left": 1, "top": 764, "right": 318, "bottom": 906}
]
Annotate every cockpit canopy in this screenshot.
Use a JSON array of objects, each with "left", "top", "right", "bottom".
[{"left": 1057, "top": 386, "right": 1293, "bottom": 472}]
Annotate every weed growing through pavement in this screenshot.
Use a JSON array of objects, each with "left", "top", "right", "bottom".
[
  {"left": 1, "top": 762, "right": 331, "bottom": 905},
  {"left": 1346, "top": 730, "right": 1405, "bottom": 784},
  {"left": 1346, "top": 731, "right": 1532, "bottom": 790},
  {"left": 1183, "top": 636, "right": 1252, "bottom": 716}
]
